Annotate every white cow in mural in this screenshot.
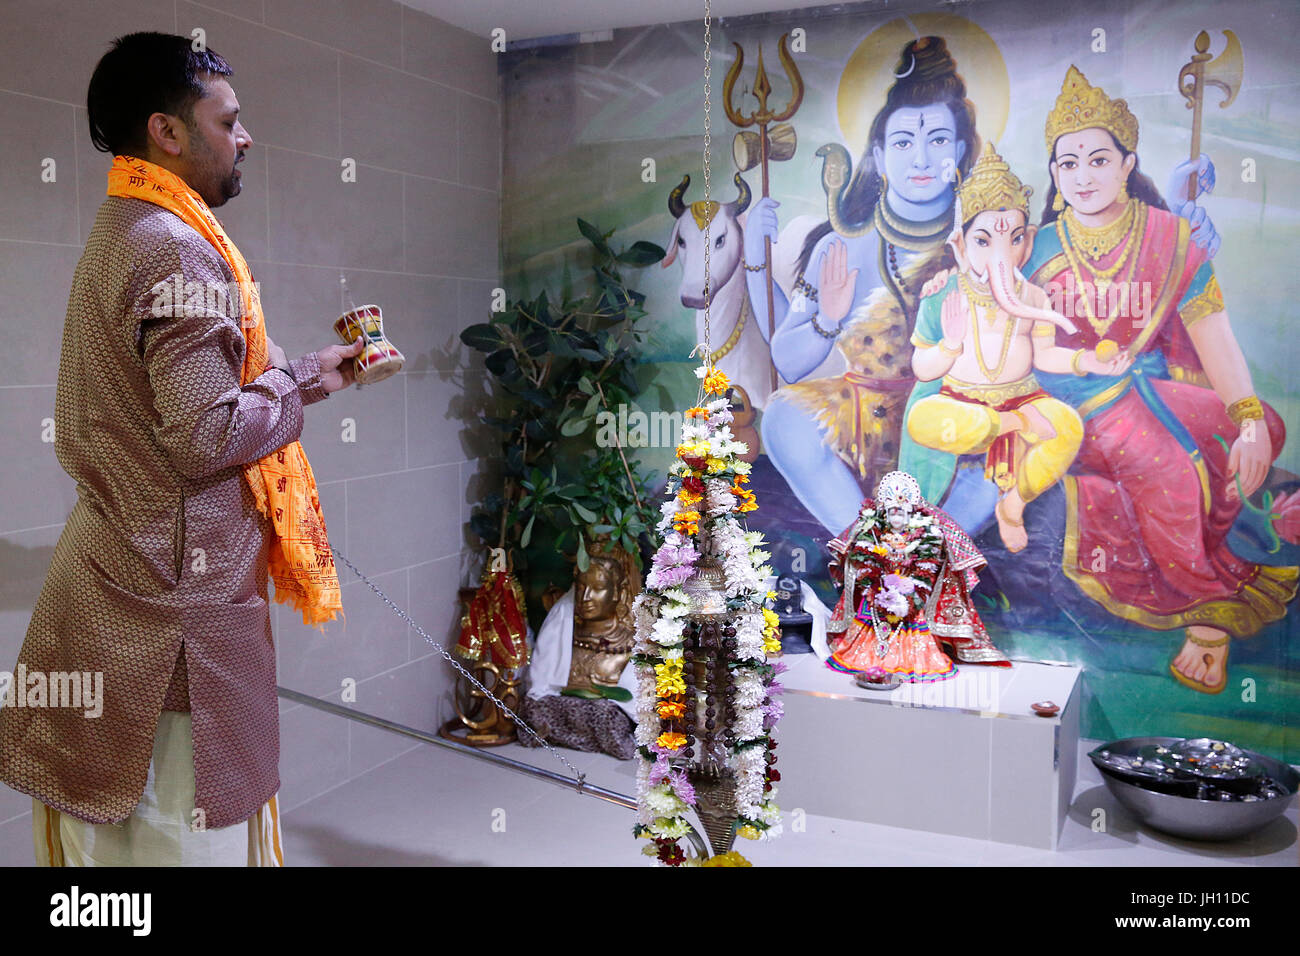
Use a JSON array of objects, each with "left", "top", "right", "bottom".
[{"left": 662, "top": 173, "right": 817, "bottom": 411}]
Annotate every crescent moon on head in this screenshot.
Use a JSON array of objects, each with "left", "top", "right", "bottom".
[{"left": 893, "top": 54, "right": 915, "bottom": 78}]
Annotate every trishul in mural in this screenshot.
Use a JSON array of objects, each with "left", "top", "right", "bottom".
[
  {"left": 723, "top": 34, "right": 804, "bottom": 392},
  {"left": 1177, "top": 30, "right": 1242, "bottom": 201}
]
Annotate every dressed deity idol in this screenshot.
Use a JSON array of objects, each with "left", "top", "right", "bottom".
[{"left": 826, "top": 471, "right": 1009, "bottom": 681}]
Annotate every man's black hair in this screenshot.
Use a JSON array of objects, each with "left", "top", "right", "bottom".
[{"left": 87, "top": 32, "right": 233, "bottom": 156}]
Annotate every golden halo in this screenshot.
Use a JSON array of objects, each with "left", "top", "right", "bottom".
[{"left": 836, "top": 14, "right": 1009, "bottom": 159}]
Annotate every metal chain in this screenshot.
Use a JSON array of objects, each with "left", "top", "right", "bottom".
[
  {"left": 701, "top": 0, "right": 713, "bottom": 368},
  {"left": 330, "top": 546, "right": 588, "bottom": 787}
]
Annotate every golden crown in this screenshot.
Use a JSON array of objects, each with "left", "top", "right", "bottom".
[
  {"left": 1045, "top": 65, "right": 1139, "bottom": 152},
  {"left": 955, "top": 143, "right": 1032, "bottom": 225}
]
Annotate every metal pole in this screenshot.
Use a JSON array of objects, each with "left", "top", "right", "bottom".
[{"left": 277, "top": 687, "right": 638, "bottom": 812}]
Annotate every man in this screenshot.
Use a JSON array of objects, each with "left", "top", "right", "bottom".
[{"left": 0, "top": 32, "right": 365, "bottom": 865}]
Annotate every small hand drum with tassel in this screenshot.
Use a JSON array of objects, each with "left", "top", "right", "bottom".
[{"left": 333, "top": 304, "right": 405, "bottom": 385}]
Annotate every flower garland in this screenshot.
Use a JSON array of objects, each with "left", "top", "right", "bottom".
[{"left": 631, "top": 365, "right": 784, "bottom": 866}]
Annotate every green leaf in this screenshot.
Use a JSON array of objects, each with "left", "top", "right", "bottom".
[
  {"left": 577, "top": 375, "right": 594, "bottom": 396},
  {"left": 621, "top": 532, "right": 637, "bottom": 555},
  {"left": 520, "top": 513, "right": 536, "bottom": 548},
  {"left": 576, "top": 533, "right": 590, "bottom": 572},
  {"left": 597, "top": 686, "right": 633, "bottom": 702},
  {"left": 614, "top": 240, "right": 666, "bottom": 266},
  {"left": 583, "top": 393, "right": 601, "bottom": 418},
  {"left": 572, "top": 501, "right": 598, "bottom": 523},
  {"left": 459, "top": 323, "right": 501, "bottom": 351},
  {"left": 559, "top": 417, "right": 589, "bottom": 437},
  {"left": 577, "top": 218, "right": 611, "bottom": 256},
  {"left": 591, "top": 524, "right": 615, "bottom": 534},
  {"left": 560, "top": 687, "right": 603, "bottom": 699}
]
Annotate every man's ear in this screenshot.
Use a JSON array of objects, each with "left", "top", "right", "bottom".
[
  {"left": 146, "top": 112, "right": 185, "bottom": 158},
  {"left": 872, "top": 145, "right": 886, "bottom": 186}
]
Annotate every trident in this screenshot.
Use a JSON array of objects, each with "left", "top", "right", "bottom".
[
  {"left": 1177, "top": 30, "right": 1243, "bottom": 201},
  {"left": 723, "top": 35, "right": 804, "bottom": 392}
]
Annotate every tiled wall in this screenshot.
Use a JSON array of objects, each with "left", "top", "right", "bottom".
[{"left": 0, "top": 0, "right": 500, "bottom": 857}]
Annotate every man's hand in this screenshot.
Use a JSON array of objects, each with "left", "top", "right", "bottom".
[
  {"left": 317, "top": 338, "right": 367, "bottom": 394},
  {"left": 264, "top": 334, "right": 288, "bottom": 372}
]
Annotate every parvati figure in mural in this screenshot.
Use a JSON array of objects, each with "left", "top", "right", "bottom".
[
  {"left": 825, "top": 471, "right": 1008, "bottom": 681},
  {"left": 1019, "top": 66, "right": 1297, "bottom": 694},
  {"left": 907, "top": 144, "right": 1119, "bottom": 553},
  {"left": 746, "top": 37, "right": 979, "bottom": 534}
]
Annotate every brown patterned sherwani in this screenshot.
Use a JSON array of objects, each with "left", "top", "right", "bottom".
[{"left": 0, "top": 196, "right": 329, "bottom": 830}]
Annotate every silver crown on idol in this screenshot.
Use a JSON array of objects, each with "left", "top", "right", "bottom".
[{"left": 875, "top": 470, "right": 924, "bottom": 511}]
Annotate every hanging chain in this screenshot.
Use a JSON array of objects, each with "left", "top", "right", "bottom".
[
  {"left": 330, "top": 546, "right": 588, "bottom": 787},
  {"left": 701, "top": 0, "right": 713, "bottom": 372}
]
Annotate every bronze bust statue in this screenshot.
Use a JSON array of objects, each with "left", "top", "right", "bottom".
[{"left": 563, "top": 539, "right": 642, "bottom": 693}]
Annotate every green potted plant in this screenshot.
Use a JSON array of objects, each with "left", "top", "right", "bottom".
[{"left": 460, "top": 219, "right": 664, "bottom": 625}]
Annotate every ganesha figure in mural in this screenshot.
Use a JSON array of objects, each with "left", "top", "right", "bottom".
[{"left": 826, "top": 470, "right": 1010, "bottom": 681}]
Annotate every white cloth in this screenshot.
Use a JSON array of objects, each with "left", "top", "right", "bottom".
[
  {"left": 527, "top": 588, "right": 639, "bottom": 719},
  {"left": 32, "top": 710, "right": 282, "bottom": 866}
]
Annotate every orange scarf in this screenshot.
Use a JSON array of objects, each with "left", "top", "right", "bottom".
[{"left": 108, "top": 155, "right": 343, "bottom": 629}]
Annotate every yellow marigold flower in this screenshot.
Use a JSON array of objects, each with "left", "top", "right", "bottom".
[
  {"left": 702, "top": 368, "right": 731, "bottom": 395},
  {"left": 733, "top": 488, "right": 757, "bottom": 513},
  {"left": 732, "top": 473, "right": 750, "bottom": 486},
  {"left": 870, "top": 544, "right": 888, "bottom": 556},
  {"left": 736, "top": 824, "right": 761, "bottom": 841},
  {"left": 702, "top": 851, "right": 753, "bottom": 867},
  {"left": 766, "top": 590, "right": 777, "bottom": 602},
  {"left": 763, "top": 634, "right": 782, "bottom": 656},
  {"left": 762, "top": 607, "right": 780, "bottom": 631},
  {"left": 684, "top": 406, "right": 709, "bottom": 419},
  {"left": 656, "top": 731, "right": 687, "bottom": 751},
  {"left": 677, "top": 487, "right": 703, "bottom": 506},
  {"left": 705, "top": 457, "right": 727, "bottom": 474}
]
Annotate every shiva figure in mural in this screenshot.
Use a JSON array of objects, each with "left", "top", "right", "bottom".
[
  {"left": 1025, "top": 66, "right": 1295, "bottom": 694},
  {"left": 826, "top": 471, "right": 1008, "bottom": 680},
  {"left": 907, "top": 144, "right": 1123, "bottom": 553},
  {"left": 744, "top": 36, "right": 979, "bottom": 535}
]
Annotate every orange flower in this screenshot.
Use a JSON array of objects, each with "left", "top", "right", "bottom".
[
  {"left": 657, "top": 698, "right": 687, "bottom": 719},
  {"left": 674, "top": 509, "right": 701, "bottom": 535},
  {"left": 656, "top": 731, "right": 687, "bottom": 751},
  {"left": 677, "top": 487, "right": 703, "bottom": 506},
  {"left": 684, "top": 406, "right": 709, "bottom": 419},
  {"left": 702, "top": 368, "right": 730, "bottom": 395},
  {"left": 733, "top": 488, "right": 758, "bottom": 513}
]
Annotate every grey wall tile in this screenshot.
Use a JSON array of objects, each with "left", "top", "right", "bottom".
[
  {"left": 0, "top": 94, "right": 78, "bottom": 244},
  {"left": 405, "top": 177, "right": 499, "bottom": 279},
  {"left": 268, "top": 148, "right": 404, "bottom": 269},
  {"left": 266, "top": 0, "right": 403, "bottom": 68},
  {"left": 340, "top": 55, "right": 457, "bottom": 180},
  {"left": 344, "top": 463, "right": 460, "bottom": 575},
  {"left": 73, "top": 107, "right": 112, "bottom": 247},
  {"left": 0, "top": 0, "right": 175, "bottom": 104},
  {"left": 277, "top": 700, "right": 351, "bottom": 811},
  {"left": 458, "top": 93, "right": 500, "bottom": 190},
  {"left": 0, "top": 388, "right": 78, "bottom": 531},
  {"left": 405, "top": 370, "right": 479, "bottom": 468},
  {"left": 277, "top": 567, "right": 409, "bottom": 698},
  {"left": 0, "top": 524, "right": 63, "bottom": 667},
  {"left": 0, "top": 242, "right": 82, "bottom": 388},
  {"left": 401, "top": 5, "right": 498, "bottom": 100},
  {"left": 405, "top": 553, "right": 462, "bottom": 662},
  {"left": 180, "top": 1, "right": 340, "bottom": 156},
  {"left": 189, "top": 0, "right": 265, "bottom": 22},
  {"left": 297, "top": 367, "right": 407, "bottom": 481}
]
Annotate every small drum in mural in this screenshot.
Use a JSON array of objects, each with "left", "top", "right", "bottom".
[{"left": 333, "top": 304, "right": 405, "bottom": 385}]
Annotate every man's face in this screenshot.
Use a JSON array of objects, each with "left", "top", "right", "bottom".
[{"left": 180, "top": 76, "right": 252, "bottom": 208}]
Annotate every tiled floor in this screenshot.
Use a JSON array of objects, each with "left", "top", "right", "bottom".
[{"left": 273, "top": 732, "right": 1297, "bottom": 867}]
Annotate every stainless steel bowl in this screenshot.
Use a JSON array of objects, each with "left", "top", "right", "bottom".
[{"left": 1091, "top": 736, "right": 1299, "bottom": 842}]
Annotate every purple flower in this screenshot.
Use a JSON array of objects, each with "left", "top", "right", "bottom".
[
  {"left": 666, "top": 769, "right": 697, "bottom": 805},
  {"left": 876, "top": 588, "right": 909, "bottom": 617},
  {"left": 647, "top": 563, "right": 695, "bottom": 589},
  {"left": 647, "top": 749, "right": 673, "bottom": 784},
  {"left": 882, "top": 573, "right": 916, "bottom": 595},
  {"left": 766, "top": 680, "right": 785, "bottom": 696},
  {"left": 771, "top": 660, "right": 789, "bottom": 676},
  {"left": 761, "top": 698, "right": 784, "bottom": 730}
]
